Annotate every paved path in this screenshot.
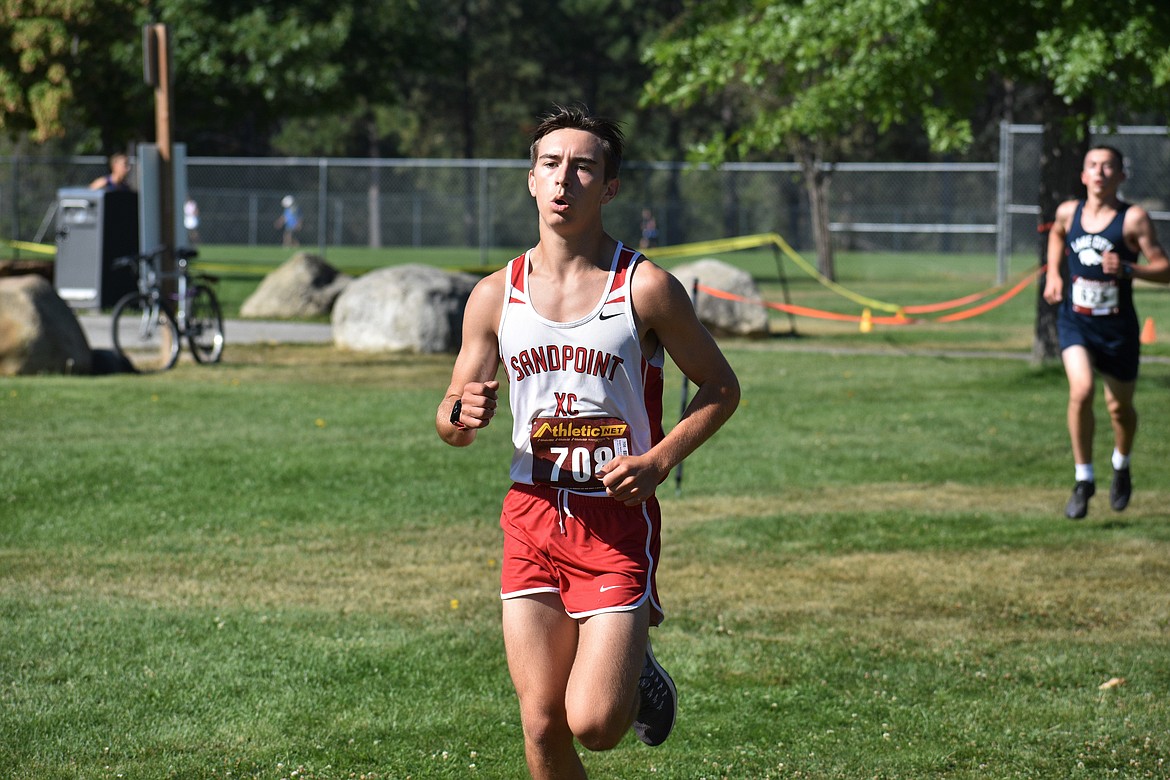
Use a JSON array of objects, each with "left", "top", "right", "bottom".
[{"left": 79, "top": 314, "right": 332, "bottom": 350}]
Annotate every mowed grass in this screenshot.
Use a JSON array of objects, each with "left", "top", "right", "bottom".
[{"left": 3, "top": 253, "right": 1170, "bottom": 778}]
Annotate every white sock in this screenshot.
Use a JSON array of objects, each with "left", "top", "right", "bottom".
[
  {"left": 1075, "top": 463, "right": 1095, "bottom": 483},
  {"left": 1112, "top": 449, "right": 1130, "bottom": 471}
]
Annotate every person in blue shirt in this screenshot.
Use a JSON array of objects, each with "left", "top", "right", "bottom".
[{"left": 275, "top": 195, "right": 302, "bottom": 247}]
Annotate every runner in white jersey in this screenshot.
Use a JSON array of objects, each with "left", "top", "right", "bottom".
[
  {"left": 500, "top": 241, "right": 664, "bottom": 492},
  {"left": 437, "top": 105, "right": 739, "bottom": 779}
]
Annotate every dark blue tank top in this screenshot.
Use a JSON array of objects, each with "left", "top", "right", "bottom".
[{"left": 1063, "top": 201, "right": 1137, "bottom": 318}]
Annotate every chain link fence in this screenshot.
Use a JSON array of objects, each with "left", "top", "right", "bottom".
[{"left": 2, "top": 125, "right": 1167, "bottom": 274}]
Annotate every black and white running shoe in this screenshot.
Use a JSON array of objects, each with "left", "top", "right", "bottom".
[{"left": 633, "top": 640, "right": 677, "bottom": 747}]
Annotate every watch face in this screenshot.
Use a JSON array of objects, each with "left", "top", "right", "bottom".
[{"left": 450, "top": 399, "right": 462, "bottom": 425}]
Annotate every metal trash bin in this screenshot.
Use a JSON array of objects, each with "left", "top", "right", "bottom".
[{"left": 53, "top": 187, "right": 139, "bottom": 309}]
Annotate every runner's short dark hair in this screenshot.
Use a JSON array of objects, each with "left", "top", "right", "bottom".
[
  {"left": 1087, "top": 144, "right": 1125, "bottom": 171},
  {"left": 530, "top": 104, "right": 624, "bottom": 182}
]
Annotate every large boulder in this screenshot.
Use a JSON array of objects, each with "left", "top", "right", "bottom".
[
  {"left": 240, "top": 252, "right": 351, "bottom": 319},
  {"left": 332, "top": 264, "right": 480, "bottom": 353},
  {"left": 0, "top": 275, "right": 93, "bottom": 375},
  {"left": 0, "top": 259, "right": 54, "bottom": 282},
  {"left": 669, "top": 258, "right": 770, "bottom": 337}
]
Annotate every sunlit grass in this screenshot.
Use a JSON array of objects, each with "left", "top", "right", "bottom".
[{"left": 4, "top": 267, "right": 1170, "bottom": 777}]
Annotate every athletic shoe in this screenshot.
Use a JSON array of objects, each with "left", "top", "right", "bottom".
[
  {"left": 633, "top": 640, "right": 677, "bottom": 747},
  {"left": 1110, "top": 468, "right": 1132, "bottom": 511},
  {"left": 1065, "top": 480, "right": 1095, "bottom": 520}
]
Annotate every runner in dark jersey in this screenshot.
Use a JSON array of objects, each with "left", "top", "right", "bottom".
[{"left": 1044, "top": 145, "right": 1170, "bottom": 519}]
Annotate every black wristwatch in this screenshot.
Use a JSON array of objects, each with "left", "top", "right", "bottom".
[
  {"left": 1119, "top": 263, "right": 1134, "bottom": 280},
  {"left": 449, "top": 399, "right": 465, "bottom": 428}
]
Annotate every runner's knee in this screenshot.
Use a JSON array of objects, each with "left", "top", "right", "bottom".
[{"left": 571, "top": 713, "right": 629, "bottom": 752}]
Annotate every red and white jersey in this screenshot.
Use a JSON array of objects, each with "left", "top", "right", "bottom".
[{"left": 499, "top": 242, "right": 665, "bottom": 494}]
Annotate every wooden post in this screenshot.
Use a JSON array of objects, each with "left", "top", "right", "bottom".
[{"left": 147, "top": 23, "right": 175, "bottom": 287}]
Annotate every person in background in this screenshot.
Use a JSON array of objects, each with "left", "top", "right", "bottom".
[
  {"left": 1043, "top": 145, "right": 1170, "bottom": 519},
  {"left": 639, "top": 208, "right": 659, "bottom": 249},
  {"left": 183, "top": 197, "right": 200, "bottom": 246},
  {"left": 89, "top": 153, "right": 132, "bottom": 191},
  {"left": 275, "top": 195, "right": 302, "bottom": 247}
]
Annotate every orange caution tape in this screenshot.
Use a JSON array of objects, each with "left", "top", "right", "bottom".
[{"left": 695, "top": 267, "right": 1040, "bottom": 327}]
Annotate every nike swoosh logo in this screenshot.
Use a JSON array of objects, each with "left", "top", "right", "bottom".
[
  {"left": 598, "top": 312, "right": 622, "bottom": 321},
  {"left": 599, "top": 584, "right": 623, "bottom": 592}
]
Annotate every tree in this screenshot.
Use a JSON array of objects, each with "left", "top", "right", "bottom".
[
  {"left": 643, "top": 0, "right": 977, "bottom": 280},
  {"left": 1, "top": 0, "right": 357, "bottom": 154},
  {"left": 0, "top": 0, "right": 91, "bottom": 143},
  {"left": 643, "top": 0, "right": 1170, "bottom": 352}
]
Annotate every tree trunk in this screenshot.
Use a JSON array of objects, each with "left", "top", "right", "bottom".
[
  {"left": 1034, "top": 88, "right": 1090, "bottom": 364},
  {"left": 720, "top": 102, "right": 740, "bottom": 238},
  {"left": 796, "top": 142, "right": 835, "bottom": 281},
  {"left": 665, "top": 117, "right": 685, "bottom": 245}
]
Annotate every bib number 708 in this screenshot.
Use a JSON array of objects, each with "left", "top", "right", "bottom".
[{"left": 550, "top": 445, "right": 615, "bottom": 483}]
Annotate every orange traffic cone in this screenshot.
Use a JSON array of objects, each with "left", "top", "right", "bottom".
[{"left": 1140, "top": 317, "right": 1156, "bottom": 345}]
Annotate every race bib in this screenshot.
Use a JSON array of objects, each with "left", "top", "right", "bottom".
[
  {"left": 529, "top": 416, "right": 631, "bottom": 490},
  {"left": 1071, "top": 276, "right": 1120, "bottom": 315}
]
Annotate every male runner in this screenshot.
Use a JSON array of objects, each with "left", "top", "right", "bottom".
[
  {"left": 436, "top": 105, "right": 739, "bottom": 778},
  {"left": 1043, "top": 145, "right": 1170, "bottom": 519}
]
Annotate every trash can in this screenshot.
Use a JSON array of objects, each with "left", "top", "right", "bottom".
[{"left": 53, "top": 188, "right": 139, "bottom": 309}]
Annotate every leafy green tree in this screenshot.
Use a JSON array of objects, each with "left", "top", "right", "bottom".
[
  {"left": 643, "top": 0, "right": 1170, "bottom": 293},
  {"left": 0, "top": 0, "right": 91, "bottom": 143},
  {"left": 643, "top": 0, "right": 974, "bottom": 279},
  {"left": 161, "top": 0, "right": 354, "bottom": 154},
  {"left": 1, "top": 0, "right": 356, "bottom": 153}
]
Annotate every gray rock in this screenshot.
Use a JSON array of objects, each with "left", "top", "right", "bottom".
[
  {"left": 670, "top": 258, "right": 770, "bottom": 337},
  {"left": 0, "top": 275, "right": 93, "bottom": 375},
  {"left": 332, "top": 264, "right": 480, "bottom": 353},
  {"left": 240, "top": 252, "right": 351, "bottom": 319}
]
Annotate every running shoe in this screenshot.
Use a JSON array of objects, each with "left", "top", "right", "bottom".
[
  {"left": 1110, "top": 468, "right": 1131, "bottom": 511},
  {"left": 1065, "top": 480, "right": 1095, "bottom": 520},
  {"left": 633, "top": 640, "right": 677, "bottom": 747}
]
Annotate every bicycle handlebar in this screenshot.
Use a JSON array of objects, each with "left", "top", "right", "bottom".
[{"left": 113, "top": 245, "right": 200, "bottom": 273}]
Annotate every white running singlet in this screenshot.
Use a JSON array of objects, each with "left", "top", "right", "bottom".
[{"left": 499, "top": 242, "right": 665, "bottom": 494}]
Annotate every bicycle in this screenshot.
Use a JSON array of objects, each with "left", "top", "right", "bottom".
[{"left": 110, "top": 245, "right": 225, "bottom": 372}]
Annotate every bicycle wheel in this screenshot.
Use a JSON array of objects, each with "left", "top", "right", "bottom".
[
  {"left": 186, "top": 285, "right": 225, "bottom": 363},
  {"left": 111, "top": 292, "right": 180, "bottom": 372}
]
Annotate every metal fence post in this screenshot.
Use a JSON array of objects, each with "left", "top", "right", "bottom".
[
  {"left": 996, "top": 120, "right": 1012, "bottom": 285},
  {"left": 318, "top": 157, "right": 328, "bottom": 258}
]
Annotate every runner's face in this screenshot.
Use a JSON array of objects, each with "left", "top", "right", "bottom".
[
  {"left": 528, "top": 128, "right": 618, "bottom": 227},
  {"left": 1082, "top": 149, "right": 1124, "bottom": 195}
]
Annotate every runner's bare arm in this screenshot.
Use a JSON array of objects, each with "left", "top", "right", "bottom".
[
  {"left": 1124, "top": 205, "right": 1170, "bottom": 284},
  {"left": 1043, "top": 200, "right": 1076, "bottom": 305},
  {"left": 598, "top": 261, "right": 740, "bottom": 505},
  {"left": 437, "top": 273, "right": 504, "bottom": 446}
]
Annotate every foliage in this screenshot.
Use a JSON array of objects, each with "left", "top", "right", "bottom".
[
  {"left": 1024, "top": 0, "right": 1170, "bottom": 124},
  {"left": 1, "top": 0, "right": 363, "bottom": 153},
  {"left": 163, "top": 0, "right": 353, "bottom": 153},
  {"left": 0, "top": 0, "right": 91, "bottom": 142},
  {"left": 641, "top": 0, "right": 981, "bottom": 279},
  {"left": 1, "top": 0, "right": 711, "bottom": 159},
  {"left": 643, "top": 0, "right": 969, "bottom": 161}
]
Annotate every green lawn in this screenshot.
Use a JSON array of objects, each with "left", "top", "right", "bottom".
[{"left": 3, "top": 249, "right": 1169, "bottom": 778}]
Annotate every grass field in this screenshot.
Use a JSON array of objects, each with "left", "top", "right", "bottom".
[{"left": 3, "top": 248, "right": 1170, "bottom": 778}]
